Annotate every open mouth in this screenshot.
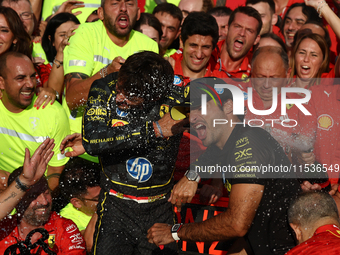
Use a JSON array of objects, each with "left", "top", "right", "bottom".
[
  {"left": 234, "top": 38, "right": 244, "bottom": 51},
  {"left": 194, "top": 123, "right": 207, "bottom": 140},
  {"left": 117, "top": 15, "right": 129, "bottom": 29},
  {"left": 300, "top": 65, "right": 311, "bottom": 75},
  {"left": 20, "top": 90, "right": 34, "bottom": 99}
]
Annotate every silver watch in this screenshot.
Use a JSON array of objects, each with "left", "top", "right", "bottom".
[
  {"left": 185, "top": 170, "right": 201, "bottom": 183},
  {"left": 171, "top": 223, "right": 183, "bottom": 241}
]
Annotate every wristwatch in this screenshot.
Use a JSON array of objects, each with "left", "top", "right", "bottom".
[
  {"left": 185, "top": 170, "right": 201, "bottom": 183},
  {"left": 171, "top": 223, "right": 183, "bottom": 241}
]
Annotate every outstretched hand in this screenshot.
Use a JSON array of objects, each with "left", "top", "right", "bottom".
[
  {"left": 60, "top": 133, "right": 85, "bottom": 157},
  {"left": 304, "top": 0, "right": 319, "bottom": 9},
  {"left": 21, "top": 138, "right": 55, "bottom": 186},
  {"left": 56, "top": 0, "right": 85, "bottom": 16},
  {"left": 157, "top": 112, "right": 189, "bottom": 137}
]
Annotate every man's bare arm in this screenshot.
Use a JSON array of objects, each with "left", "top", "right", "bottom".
[
  {"left": 46, "top": 165, "right": 65, "bottom": 193},
  {"left": 148, "top": 183, "right": 264, "bottom": 245},
  {"left": 65, "top": 57, "right": 125, "bottom": 110},
  {"left": 180, "top": 183, "right": 264, "bottom": 241},
  {"left": 65, "top": 72, "right": 91, "bottom": 110}
]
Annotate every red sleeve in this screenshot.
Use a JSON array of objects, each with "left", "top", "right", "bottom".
[
  {"left": 37, "top": 63, "right": 52, "bottom": 86},
  {"left": 58, "top": 218, "right": 86, "bottom": 254}
]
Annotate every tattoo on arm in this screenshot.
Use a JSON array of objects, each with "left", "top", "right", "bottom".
[
  {"left": 65, "top": 72, "right": 89, "bottom": 85},
  {"left": 46, "top": 173, "right": 61, "bottom": 180},
  {"left": 216, "top": 0, "right": 226, "bottom": 6},
  {"left": 0, "top": 192, "right": 17, "bottom": 203}
]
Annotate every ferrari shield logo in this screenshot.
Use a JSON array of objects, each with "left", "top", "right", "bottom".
[
  {"left": 48, "top": 234, "right": 55, "bottom": 249},
  {"left": 29, "top": 117, "right": 40, "bottom": 131}
]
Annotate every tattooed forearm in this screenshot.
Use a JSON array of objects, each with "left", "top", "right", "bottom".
[
  {"left": 0, "top": 192, "right": 17, "bottom": 203},
  {"left": 65, "top": 72, "right": 89, "bottom": 85},
  {"left": 46, "top": 173, "right": 61, "bottom": 180}
]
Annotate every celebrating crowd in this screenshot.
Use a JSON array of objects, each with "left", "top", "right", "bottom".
[{"left": 1, "top": 0, "right": 340, "bottom": 254}]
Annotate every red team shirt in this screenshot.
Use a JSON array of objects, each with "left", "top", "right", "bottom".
[
  {"left": 285, "top": 224, "right": 340, "bottom": 255},
  {"left": 297, "top": 84, "right": 340, "bottom": 184},
  {"left": 0, "top": 212, "right": 86, "bottom": 255},
  {"left": 212, "top": 40, "right": 252, "bottom": 80}
]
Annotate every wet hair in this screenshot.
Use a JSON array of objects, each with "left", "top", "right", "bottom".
[
  {"left": 288, "top": 191, "right": 339, "bottom": 227},
  {"left": 117, "top": 51, "right": 174, "bottom": 104},
  {"left": 281, "top": 3, "right": 322, "bottom": 32},
  {"left": 252, "top": 45, "right": 289, "bottom": 71},
  {"left": 207, "top": 6, "right": 232, "bottom": 17},
  {"left": 0, "top": 6, "right": 32, "bottom": 59},
  {"left": 134, "top": 13, "right": 163, "bottom": 41},
  {"left": 42, "top": 12, "right": 80, "bottom": 62},
  {"left": 0, "top": 51, "right": 30, "bottom": 79},
  {"left": 181, "top": 12, "right": 219, "bottom": 49},
  {"left": 246, "top": 0, "right": 275, "bottom": 14},
  {"left": 228, "top": 6, "right": 263, "bottom": 36},
  {"left": 59, "top": 157, "right": 101, "bottom": 200},
  {"left": 254, "top": 32, "right": 287, "bottom": 53},
  {"left": 290, "top": 33, "right": 329, "bottom": 81},
  {"left": 152, "top": 2, "right": 183, "bottom": 24}
]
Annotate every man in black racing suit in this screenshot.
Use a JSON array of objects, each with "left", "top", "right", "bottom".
[{"left": 82, "top": 51, "right": 188, "bottom": 255}]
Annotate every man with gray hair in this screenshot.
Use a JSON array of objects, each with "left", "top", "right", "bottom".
[{"left": 286, "top": 191, "right": 340, "bottom": 255}]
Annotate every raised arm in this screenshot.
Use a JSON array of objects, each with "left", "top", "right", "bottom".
[
  {"left": 0, "top": 139, "right": 54, "bottom": 220},
  {"left": 65, "top": 57, "right": 125, "bottom": 110},
  {"left": 305, "top": 0, "right": 340, "bottom": 39}
]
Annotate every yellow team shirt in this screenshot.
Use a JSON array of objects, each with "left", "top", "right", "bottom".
[
  {"left": 0, "top": 96, "right": 70, "bottom": 173},
  {"left": 64, "top": 20, "right": 159, "bottom": 76},
  {"left": 60, "top": 203, "right": 92, "bottom": 232},
  {"left": 63, "top": 20, "right": 158, "bottom": 151}
]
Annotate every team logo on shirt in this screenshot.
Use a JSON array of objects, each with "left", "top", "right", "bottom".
[
  {"left": 173, "top": 75, "right": 182, "bottom": 86},
  {"left": 29, "top": 117, "right": 40, "bottom": 131},
  {"left": 241, "top": 73, "right": 249, "bottom": 83},
  {"left": 317, "top": 114, "right": 333, "bottom": 130},
  {"left": 112, "top": 119, "right": 129, "bottom": 127},
  {"left": 48, "top": 234, "right": 55, "bottom": 249},
  {"left": 286, "top": 104, "right": 294, "bottom": 110},
  {"left": 243, "top": 91, "right": 248, "bottom": 100},
  {"left": 184, "top": 86, "right": 190, "bottom": 98},
  {"left": 234, "top": 148, "right": 252, "bottom": 162},
  {"left": 126, "top": 157, "right": 153, "bottom": 182},
  {"left": 159, "top": 104, "right": 169, "bottom": 118},
  {"left": 116, "top": 108, "right": 128, "bottom": 117}
]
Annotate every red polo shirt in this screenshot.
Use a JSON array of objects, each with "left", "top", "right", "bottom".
[
  {"left": 285, "top": 224, "right": 340, "bottom": 255},
  {"left": 297, "top": 84, "right": 340, "bottom": 183},
  {"left": 211, "top": 40, "right": 252, "bottom": 81},
  {"left": 0, "top": 212, "right": 86, "bottom": 255}
]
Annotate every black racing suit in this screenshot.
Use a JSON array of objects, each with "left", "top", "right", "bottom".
[{"left": 82, "top": 73, "right": 183, "bottom": 255}]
